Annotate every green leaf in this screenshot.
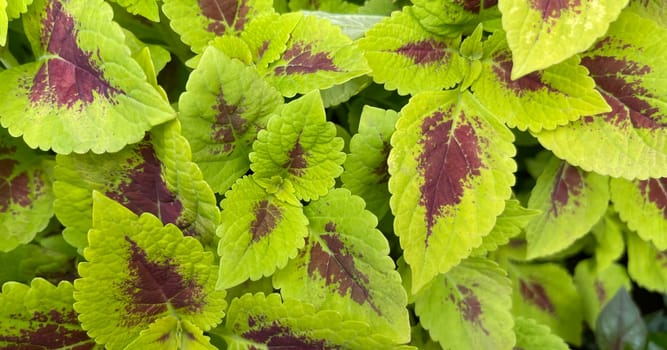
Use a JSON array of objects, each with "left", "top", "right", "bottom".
[
  {"left": 471, "top": 31, "right": 610, "bottom": 132},
  {"left": 506, "top": 261, "right": 583, "bottom": 345},
  {"left": 0, "top": 0, "right": 175, "bottom": 154},
  {"left": 0, "top": 130, "right": 54, "bottom": 252},
  {"left": 389, "top": 90, "right": 515, "bottom": 293},
  {"left": 471, "top": 199, "right": 539, "bottom": 257},
  {"left": 498, "top": 0, "right": 628, "bottom": 78},
  {"left": 54, "top": 120, "right": 220, "bottom": 251},
  {"left": 124, "top": 317, "right": 217, "bottom": 350},
  {"left": 179, "top": 46, "right": 283, "bottom": 193},
  {"left": 590, "top": 209, "right": 626, "bottom": 270},
  {"left": 0, "top": 279, "right": 99, "bottom": 348},
  {"left": 535, "top": 11, "right": 667, "bottom": 179},
  {"left": 273, "top": 189, "right": 410, "bottom": 343},
  {"left": 240, "top": 13, "right": 299, "bottom": 69},
  {"left": 524, "top": 156, "right": 609, "bottom": 259},
  {"left": 358, "top": 9, "right": 466, "bottom": 96},
  {"left": 341, "top": 106, "right": 399, "bottom": 219},
  {"left": 627, "top": 0, "right": 667, "bottom": 27},
  {"left": 514, "top": 317, "right": 569, "bottom": 350},
  {"left": 0, "top": 242, "right": 75, "bottom": 285},
  {"left": 6, "top": 0, "right": 33, "bottom": 19},
  {"left": 596, "top": 288, "right": 647, "bottom": 350},
  {"left": 414, "top": 257, "right": 515, "bottom": 350},
  {"left": 301, "top": 11, "right": 384, "bottom": 40},
  {"left": 626, "top": 231, "right": 667, "bottom": 292},
  {"left": 217, "top": 176, "right": 309, "bottom": 289},
  {"left": 611, "top": 177, "right": 667, "bottom": 250},
  {"left": 108, "top": 0, "right": 159, "bottom": 21},
  {"left": 74, "top": 193, "right": 226, "bottom": 350},
  {"left": 410, "top": 0, "right": 501, "bottom": 36},
  {"left": 224, "top": 293, "right": 400, "bottom": 349},
  {"left": 250, "top": 91, "right": 346, "bottom": 202}
]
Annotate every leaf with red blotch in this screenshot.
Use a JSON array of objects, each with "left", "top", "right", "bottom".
[
  {"left": 0, "top": 128, "right": 53, "bottom": 253},
  {"left": 0, "top": 0, "right": 175, "bottom": 154},
  {"left": 73, "top": 193, "right": 226, "bottom": 350},
  {"left": 389, "top": 90, "right": 515, "bottom": 293},
  {"left": 54, "top": 120, "right": 220, "bottom": 252},
  {"left": 536, "top": 11, "right": 667, "bottom": 179}
]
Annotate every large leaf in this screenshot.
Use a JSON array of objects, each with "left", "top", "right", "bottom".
[
  {"left": 389, "top": 90, "right": 515, "bottom": 293},
  {"left": 358, "top": 9, "right": 466, "bottom": 96},
  {"left": 626, "top": 231, "right": 667, "bottom": 292},
  {"left": 0, "top": 130, "right": 53, "bottom": 252},
  {"left": 536, "top": 11, "right": 667, "bottom": 179},
  {"left": 74, "top": 193, "right": 226, "bottom": 350},
  {"left": 0, "top": 0, "right": 175, "bottom": 154},
  {"left": 273, "top": 189, "right": 410, "bottom": 343},
  {"left": 596, "top": 288, "right": 648, "bottom": 350},
  {"left": 513, "top": 317, "right": 569, "bottom": 350},
  {"left": 471, "top": 199, "right": 539, "bottom": 257},
  {"left": 414, "top": 257, "right": 515, "bottom": 350},
  {"left": 472, "top": 31, "right": 610, "bottom": 132},
  {"left": 498, "top": 0, "right": 628, "bottom": 78},
  {"left": 611, "top": 177, "right": 667, "bottom": 250},
  {"left": 54, "top": 120, "right": 220, "bottom": 251},
  {"left": 0, "top": 279, "right": 99, "bottom": 349},
  {"left": 179, "top": 46, "right": 283, "bottom": 193}
]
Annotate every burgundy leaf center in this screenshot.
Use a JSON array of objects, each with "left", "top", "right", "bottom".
[
  {"left": 549, "top": 162, "right": 583, "bottom": 216},
  {"left": 0, "top": 159, "right": 42, "bottom": 212},
  {"left": 0, "top": 309, "right": 92, "bottom": 348},
  {"left": 250, "top": 200, "right": 282, "bottom": 241},
  {"left": 395, "top": 40, "right": 447, "bottom": 65},
  {"left": 455, "top": 284, "right": 489, "bottom": 335},
  {"left": 198, "top": 0, "right": 250, "bottom": 34},
  {"left": 529, "top": 0, "right": 582, "bottom": 21},
  {"left": 243, "top": 320, "right": 334, "bottom": 349},
  {"left": 638, "top": 178, "right": 667, "bottom": 219},
  {"left": 454, "top": 0, "right": 498, "bottom": 13},
  {"left": 274, "top": 43, "right": 339, "bottom": 75},
  {"left": 492, "top": 53, "right": 557, "bottom": 94},
  {"left": 210, "top": 91, "right": 248, "bottom": 154},
  {"left": 283, "top": 136, "right": 308, "bottom": 176},
  {"left": 519, "top": 279, "right": 556, "bottom": 314}
]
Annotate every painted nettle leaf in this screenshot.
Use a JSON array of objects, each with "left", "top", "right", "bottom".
[
  {"left": 107, "top": 0, "right": 159, "bottom": 21},
  {"left": 471, "top": 199, "right": 539, "bottom": 257},
  {"left": 513, "top": 316, "right": 569, "bottom": 350},
  {"left": 590, "top": 209, "right": 626, "bottom": 271},
  {"left": 273, "top": 189, "right": 410, "bottom": 343},
  {"left": 74, "top": 193, "right": 227, "bottom": 349},
  {"left": 54, "top": 120, "right": 220, "bottom": 251},
  {"left": 536, "top": 10, "right": 667, "bottom": 179},
  {"left": 0, "top": 0, "right": 175, "bottom": 154},
  {"left": 0, "top": 278, "right": 99, "bottom": 349},
  {"left": 389, "top": 90, "right": 516, "bottom": 293},
  {"left": 2, "top": 0, "right": 33, "bottom": 46},
  {"left": 0, "top": 129, "right": 54, "bottom": 252},
  {"left": 611, "top": 177, "right": 667, "bottom": 250},
  {"left": 410, "top": 0, "right": 501, "bottom": 36},
  {"left": 626, "top": 231, "right": 667, "bottom": 292},
  {"left": 498, "top": 0, "right": 628, "bottom": 79}
]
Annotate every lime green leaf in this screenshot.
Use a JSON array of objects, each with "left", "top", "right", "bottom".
[
  {"left": 0, "top": 278, "right": 99, "bottom": 348},
  {"left": 471, "top": 31, "right": 610, "bottom": 132},
  {"left": 590, "top": 209, "right": 626, "bottom": 270},
  {"left": 54, "top": 120, "right": 220, "bottom": 251},
  {"left": 410, "top": 0, "right": 501, "bottom": 36},
  {"left": 535, "top": 11, "right": 667, "bottom": 179},
  {"left": 524, "top": 156, "right": 609, "bottom": 259},
  {"left": 6, "top": 0, "right": 33, "bottom": 19},
  {"left": 179, "top": 46, "right": 283, "bottom": 193},
  {"left": 358, "top": 9, "right": 466, "bottom": 95},
  {"left": 471, "top": 199, "right": 539, "bottom": 256},
  {"left": 0, "top": 0, "right": 175, "bottom": 154},
  {"left": 574, "top": 259, "right": 632, "bottom": 330},
  {"left": 626, "top": 231, "right": 667, "bottom": 292},
  {"left": 224, "top": 293, "right": 400, "bottom": 349},
  {"left": 124, "top": 317, "right": 217, "bottom": 350},
  {"left": 0, "top": 130, "right": 53, "bottom": 252},
  {"left": 506, "top": 262, "right": 583, "bottom": 345},
  {"left": 258, "top": 13, "right": 370, "bottom": 97},
  {"left": 389, "top": 90, "right": 515, "bottom": 293},
  {"left": 217, "top": 176, "right": 309, "bottom": 289},
  {"left": 498, "top": 0, "right": 628, "bottom": 79},
  {"left": 240, "top": 13, "right": 299, "bottom": 70},
  {"left": 273, "top": 189, "right": 410, "bottom": 343},
  {"left": 122, "top": 29, "right": 172, "bottom": 78},
  {"left": 341, "top": 106, "right": 399, "bottom": 219},
  {"left": 250, "top": 91, "right": 346, "bottom": 202},
  {"left": 514, "top": 317, "right": 569, "bottom": 350},
  {"left": 0, "top": 242, "right": 75, "bottom": 285},
  {"left": 414, "top": 257, "right": 515, "bottom": 350},
  {"left": 611, "top": 177, "right": 667, "bottom": 250},
  {"left": 108, "top": 0, "right": 159, "bottom": 21},
  {"left": 0, "top": 1, "right": 6, "bottom": 47},
  {"left": 627, "top": 0, "right": 667, "bottom": 27},
  {"left": 289, "top": 0, "right": 359, "bottom": 13},
  {"left": 596, "top": 288, "right": 648, "bottom": 350},
  {"left": 74, "top": 193, "right": 226, "bottom": 350}
]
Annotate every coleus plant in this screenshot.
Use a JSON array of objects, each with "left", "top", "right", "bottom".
[{"left": 0, "top": 0, "right": 667, "bottom": 349}]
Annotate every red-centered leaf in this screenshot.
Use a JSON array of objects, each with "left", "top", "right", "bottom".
[
  {"left": 611, "top": 177, "right": 667, "bottom": 250},
  {"left": 198, "top": 0, "right": 251, "bottom": 34},
  {"left": 395, "top": 40, "right": 448, "bottom": 65},
  {"left": 639, "top": 179, "right": 667, "bottom": 218},
  {"left": 549, "top": 162, "right": 584, "bottom": 215},
  {"left": 274, "top": 42, "right": 340, "bottom": 75}
]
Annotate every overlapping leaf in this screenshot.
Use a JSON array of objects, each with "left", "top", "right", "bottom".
[
  {"left": 626, "top": 231, "right": 667, "bottom": 292},
  {"left": 250, "top": 91, "right": 346, "bottom": 202},
  {"left": 217, "top": 176, "right": 309, "bottom": 289},
  {"left": 596, "top": 288, "right": 648, "bottom": 350},
  {"left": 611, "top": 177, "right": 667, "bottom": 250},
  {"left": 273, "top": 189, "right": 410, "bottom": 343},
  {"left": 414, "top": 257, "right": 515, "bottom": 350},
  {"left": 0, "top": 0, "right": 175, "bottom": 154},
  {"left": 590, "top": 209, "right": 626, "bottom": 270},
  {"left": 471, "top": 199, "right": 539, "bottom": 257},
  {"left": 471, "top": 31, "right": 610, "bottom": 132},
  {"left": 54, "top": 120, "right": 220, "bottom": 251},
  {"left": 524, "top": 156, "right": 609, "bottom": 259},
  {"left": 74, "top": 193, "right": 226, "bottom": 350},
  {"left": 536, "top": 11, "right": 667, "bottom": 179},
  {"left": 341, "top": 106, "right": 399, "bottom": 219},
  {"left": 124, "top": 317, "right": 216, "bottom": 350},
  {"left": 358, "top": 9, "right": 466, "bottom": 95},
  {"left": 0, "top": 130, "right": 53, "bottom": 252},
  {"left": 0, "top": 242, "right": 75, "bottom": 285},
  {"left": 498, "top": 0, "right": 628, "bottom": 78},
  {"left": 389, "top": 90, "right": 515, "bottom": 293},
  {"left": 0, "top": 278, "right": 98, "bottom": 348},
  {"left": 1, "top": 0, "right": 33, "bottom": 46},
  {"left": 108, "top": 0, "right": 159, "bottom": 21},
  {"left": 410, "top": 0, "right": 501, "bottom": 36},
  {"left": 513, "top": 317, "right": 569, "bottom": 350},
  {"left": 179, "top": 46, "right": 283, "bottom": 193},
  {"left": 627, "top": 0, "right": 667, "bottom": 27}
]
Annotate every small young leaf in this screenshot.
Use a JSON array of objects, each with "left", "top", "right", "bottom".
[
  {"left": 389, "top": 90, "right": 515, "bottom": 293},
  {"left": 596, "top": 288, "right": 647, "bottom": 350},
  {"left": 471, "top": 199, "right": 539, "bottom": 257},
  {"left": 611, "top": 177, "right": 667, "bottom": 250},
  {"left": 410, "top": 0, "right": 501, "bottom": 36},
  {"left": 626, "top": 231, "right": 667, "bottom": 292},
  {"left": 0, "top": 279, "right": 98, "bottom": 349},
  {"left": 273, "top": 189, "right": 410, "bottom": 343},
  {"left": 217, "top": 176, "right": 309, "bottom": 289},
  {"left": 590, "top": 209, "right": 626, "bottom": 270},
  {"left": 74, "top": 193, "right": 226, "bottom": 350},
  {"left": 414, "top": 257, "right": 515, "bottom": 350},
  {"left": 514, "top": 317, "right": 569, "bottom": 350}
]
